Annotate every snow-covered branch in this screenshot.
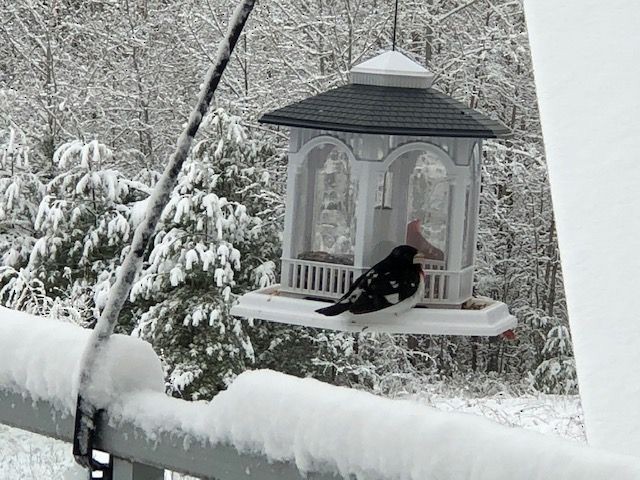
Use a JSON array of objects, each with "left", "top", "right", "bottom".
[{"left": 73, "top": 0, "right": 256, "bottom": 466}]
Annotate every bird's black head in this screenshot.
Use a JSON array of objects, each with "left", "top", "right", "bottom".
[{"left": 389, "top": 245, "right": 419, "bottom": 263}]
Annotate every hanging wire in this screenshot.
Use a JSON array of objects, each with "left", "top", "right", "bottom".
[{"left": 392, "top": 0, "right": 399, "bottom": 51}]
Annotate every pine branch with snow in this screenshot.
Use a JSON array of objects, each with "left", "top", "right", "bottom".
[{"left": 130, "top": 109, "right": 282, "bottom": 397}]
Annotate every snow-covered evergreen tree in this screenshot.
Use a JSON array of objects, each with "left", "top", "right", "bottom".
[
  {"left": 0, "top": 95, "right": 48, "bottom": 313},
  {"left": 130, "top": 109, "right": 282, "bottom": 398},
  {"left": 534, "top": 324, "right": 577, "bottom": 394},
  {"left": 0, "top": 121, "right": 39, "bottom": 263}
]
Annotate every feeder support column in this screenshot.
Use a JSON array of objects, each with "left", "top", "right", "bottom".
[
  {"left": 353, "top": 162, "right": 384, "bottom": 268},
  {"left": 469, "top": 141, "right": 483, "bottom": 268},
  {"left": 281, "top": 132, "right": 303, "bottom": 261},
  {"left": 281, "top": 156, "right": 304, "bottom": 292},
  {"left": 447, "top": 172, "right": 470, "bottom": 303}
]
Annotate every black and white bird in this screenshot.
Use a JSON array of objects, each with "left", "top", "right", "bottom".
[{"left": 315, "top": 245, "right": 425, "bottom": 318}]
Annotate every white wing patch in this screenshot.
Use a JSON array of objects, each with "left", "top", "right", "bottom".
[
  {"left": 343, "top": 287, "right": 364, "bottom": 303},
  {"left": 385, "top": 293, "right": 400, "bottom": 304}
]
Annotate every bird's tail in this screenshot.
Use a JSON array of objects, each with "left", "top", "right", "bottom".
[{"left": 315, "top": 302, "right": 350, "bottom": 316}]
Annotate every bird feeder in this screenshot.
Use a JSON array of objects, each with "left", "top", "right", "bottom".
[{"left": 232, "top": 51, "right": 516, "bottom": 335}]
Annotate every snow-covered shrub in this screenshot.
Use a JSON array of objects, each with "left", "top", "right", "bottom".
[
  {"left": 309, "top": 331, "right": 438, "bottom": 395},
  {"left": 0, "top": 107, "right": 48, "bottom": 312},
  {"left": 533, "top": 324, "right": 577, "bottom": 394},
  {"left": 22, "top": 140, "right": 149, "bottom": 323},
  {"left": 0, "top": 108, "right": 41, "bottom": 260}
]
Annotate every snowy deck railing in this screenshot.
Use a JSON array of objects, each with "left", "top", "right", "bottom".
[
  {"left": 0, "top": 388, "right": 329, "bottom": 480},
  {"left": 0, "top": 307, "right": 330, "bottom": 480},
  {"left": 3, "top": 307, "right": 640, "bottom": 480}
]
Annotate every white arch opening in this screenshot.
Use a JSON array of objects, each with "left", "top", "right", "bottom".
[{"left": 294, "top": 136, "right": 359, "bottom": 265}]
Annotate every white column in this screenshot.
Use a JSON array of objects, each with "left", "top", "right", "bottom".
[
  {"left": 281, "top": 158, "right": 302, "bottom": 260},
  {"left": 469, "top": 141, "right": 482, "bottom": 268},
  {"left": 524, "top": 0, "right": 640, "bottom": 455},
  {"left": 280, "top": 157, "right": 303, "bottom": 291},
  {"left": 280, "top": 128, "right": 304, "bottom": 291},
  {"left": 446, "top": 172, "right": 470, "bottom": 303},
  {"left": 353, "top": 162, "right": 382, "bottom": 268}
]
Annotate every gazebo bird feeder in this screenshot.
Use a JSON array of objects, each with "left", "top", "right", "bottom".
[{"left": 232, "top": 51, "right": 516, "bottom": 335}]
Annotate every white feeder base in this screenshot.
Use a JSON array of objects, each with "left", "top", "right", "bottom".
[{"left": 231, "top": 285, "right": 516, "bottom": 336}]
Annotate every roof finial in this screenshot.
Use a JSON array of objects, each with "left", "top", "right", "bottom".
[
  {"left": 350, "top": 51, "right": 435, "bottom": 89},
  {"left": 392, "top": 0, "right": 399, "bottom": 51}
]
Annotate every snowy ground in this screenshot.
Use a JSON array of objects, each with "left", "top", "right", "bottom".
[
  {"left": 0, "top": 424, "right": 78, "bottom": 480},
  {"left": 0, "top": 424, "right": 198, "bottom": 480},
  {"left": 0, "top": 392, "right": 584, "bottom": 480},
  {"left": 420, "top": 393, "right": 585, "bottom": 442}
]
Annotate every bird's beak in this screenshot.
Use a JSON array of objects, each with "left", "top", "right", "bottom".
[{"left": 413, "top": 253, "right": 427, "bottom": 264}]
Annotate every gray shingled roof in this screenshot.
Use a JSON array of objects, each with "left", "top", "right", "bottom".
[{"left": 259, "top": 84, "right": 509, "bottom": 138}]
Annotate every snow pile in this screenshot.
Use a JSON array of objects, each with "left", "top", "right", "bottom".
[
  {"left": 523, "top": 1, "right": 640, "bottom": 455},
  {"left": 0, "top": 306, "right": 164, "bottom": 413},
  {"left": 112, "top": 370, "right": 640, "bottom": 480}
]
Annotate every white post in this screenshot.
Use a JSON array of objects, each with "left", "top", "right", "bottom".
[
  {"left": 523, "top": 0, "right": 640, "bottom": 454},
  {"left": 281, "top": 159, "right": 302, "bottom": 260},
  {"left": 280, "top": 128, "right": 304, "bottom": 290},
  {"left": 469, "top": 141, "right": 483, "bottom": 268}
]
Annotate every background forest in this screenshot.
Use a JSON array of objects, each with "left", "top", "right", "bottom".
[{"left": 0, "top": 0, "right": 574, "bottom": 400}]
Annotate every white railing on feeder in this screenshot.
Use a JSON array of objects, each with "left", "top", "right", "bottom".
[
  {"left": 281, "top": 258, "right": 369, "bottom": 298},
  {"left": 281, "top": 258, "right": 473, "bottom": 305},
  {"left": 416, "top": 262, "right": 475, "bottom": 306}
]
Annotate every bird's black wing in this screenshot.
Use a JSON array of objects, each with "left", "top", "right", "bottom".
[
  {"left": 333, "top": 266, "right": 374, "bottom": 305},
  {"left": 348, "top": 265, "right": 421, "bottom": 315},
  {"left": 315, "top": 266, "right": 381, "bottom": 316}
]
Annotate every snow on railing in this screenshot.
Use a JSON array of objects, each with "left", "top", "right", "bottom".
[
  {"left": 2, "top": 307, "right": 640, "bottom": 480},
  {"left": 0, "top": 307, "right": 164, "bottom": 413},
  {"left": 0, "top": 388, "right": 325, "bottom": 480}
]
